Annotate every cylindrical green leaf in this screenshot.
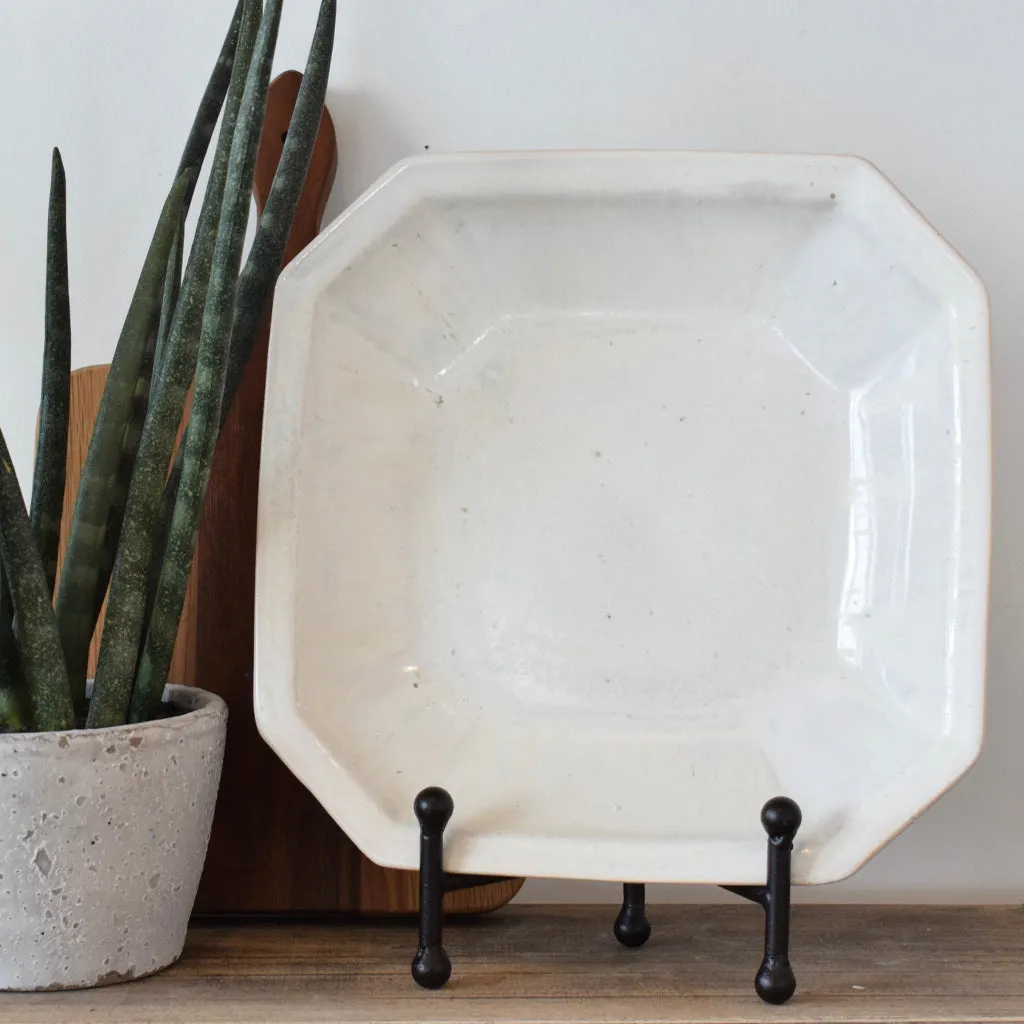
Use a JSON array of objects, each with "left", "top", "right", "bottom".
[
  {"left": 131, "top": 0, "right": 285, "bottom": 723},
  {"left": 0, "top": 560, "right": 28, "bottom": 729},
  {"left": 31, "top": 148, "right": 72, "bottom": 598},
  {"left": 0, "top": 426, "right": 73, "bottom": 732},
  {"left": 87, "top": 0, "right": 262, "bottom": 730},
  {"left": 153, "top": 213, "right": 185, "bottom": 386},
  {"left": 89, "top": 207, "right": 186, "bottom": 632},
  {"left": 0, "top": 684, "right": 28, "bottom": 733},
  {"left": 176, "top": 0, "right": 245, "bottom": 208},
  {"left": 90, "top": 323, "right": 159, "bottom": 627}
]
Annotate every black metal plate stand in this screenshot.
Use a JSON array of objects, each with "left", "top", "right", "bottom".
[{"left": 411, "top": 787, "right": 802, "bottom": 1004}]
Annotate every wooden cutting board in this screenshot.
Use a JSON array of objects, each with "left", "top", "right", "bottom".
[{"left": 53, "top": 71, "right": 520, "bottom": 915}]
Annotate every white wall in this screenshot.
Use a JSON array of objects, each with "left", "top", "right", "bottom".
[{"left": 1, "top": 0, "right": 1021, "bottom": 902}]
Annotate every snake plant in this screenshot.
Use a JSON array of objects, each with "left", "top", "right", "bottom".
[{"left": 0, "top": 0, "right": 336, "bottom": 732}]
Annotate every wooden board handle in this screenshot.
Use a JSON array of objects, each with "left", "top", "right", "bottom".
[{"left": 253, "top": 69, "right": 338, "bottom": 249}]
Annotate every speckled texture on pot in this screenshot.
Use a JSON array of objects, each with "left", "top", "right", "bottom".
[{"left": 0, "top": 685, "right": 227, "bottom": 990}]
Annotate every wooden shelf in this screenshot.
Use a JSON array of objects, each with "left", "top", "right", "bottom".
[{"left": 1, "top": 905, "right": 1021, "bottom": 1022}]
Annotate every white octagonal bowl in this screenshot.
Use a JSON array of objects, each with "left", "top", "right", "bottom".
[{"left": 255, "top": 151, "right": 989, "bottom": 886}]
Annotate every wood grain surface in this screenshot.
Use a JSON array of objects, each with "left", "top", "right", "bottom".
[
  {"left": 1, "top": 905, "right": 1021, "bottom": 1022},
  {"left": 190, "top": 71, "right": 521, "bottom": 913}
]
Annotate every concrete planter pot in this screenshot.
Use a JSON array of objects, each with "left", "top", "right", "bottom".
[{"left": 0, "top": 685, "right": 227, "bottom": 990}]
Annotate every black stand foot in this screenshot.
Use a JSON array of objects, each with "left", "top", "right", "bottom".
[
  {"left": 411, "top": 787, "right": 518, "bottom": 989},
  {"left": 614, "top": 883, "right": 651, "bottom": 947},
  {"left": 722, "top": 796, "right": 802, "bottom": 1005}
]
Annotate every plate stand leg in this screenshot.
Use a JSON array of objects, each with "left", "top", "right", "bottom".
[
  {"left": 410, "top": 787, "right": 517, "bottom": 989},
  {"left": 722, "top": 796, "right": 803, "bottom": 1005},
  {"left": 614, "top": 883, "right": 651, "bottom": 947},
  {"left": 411, "top": 787, "right": 453, "bottom": 989}
]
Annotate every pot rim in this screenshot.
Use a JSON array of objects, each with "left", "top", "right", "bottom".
[{"left": 0, "top": 685, "right": 227, "bottom": 741}]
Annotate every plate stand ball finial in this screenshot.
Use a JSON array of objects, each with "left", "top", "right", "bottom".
[{"left": 412, "top": 790, "right": 802, "bottom": 1004}]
